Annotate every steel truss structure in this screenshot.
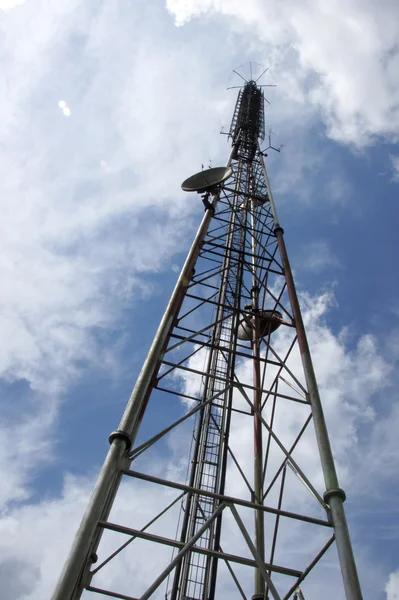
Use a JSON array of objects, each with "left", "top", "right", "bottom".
[{"left": 53, "top": 80, "right": 363, "bottom": 600}]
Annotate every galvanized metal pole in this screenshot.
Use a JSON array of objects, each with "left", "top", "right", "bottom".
[
  {"left": 250, "top": 192, "right": 265, "bottom": 600},
  {"left": 52, "top": 149, "right": 236, "bottom": 600},
  {"left": 258, "top": 147, "right": 363, "bottom": 600}
]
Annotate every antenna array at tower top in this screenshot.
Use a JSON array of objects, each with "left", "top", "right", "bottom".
[{"left": 229, "top": 80, "right": 265, "bottom": 160}]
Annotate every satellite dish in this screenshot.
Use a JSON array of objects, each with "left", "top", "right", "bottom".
[{"left": 181, "top": 166, "right": 233, "bottom": 193}]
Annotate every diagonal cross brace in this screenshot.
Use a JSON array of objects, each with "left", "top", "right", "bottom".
[
  {"left": 139, "top": 503, "right": 227, "bottom": 600},
  {"left": 228, "top": 503, "right": 281, "bottom": 600}
]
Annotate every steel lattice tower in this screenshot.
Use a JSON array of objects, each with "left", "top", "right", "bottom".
[{"left": 53, "top": 78, "right": 363, "bottom": 600}]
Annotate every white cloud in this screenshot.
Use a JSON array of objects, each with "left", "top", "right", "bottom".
[
  {"left": 167, "top": 0, "right": 399, "bottom": 147},
  {"left": 0, "top": 398, "right": 55, "bottom": 505},
  {"left": 0, "top": 0, "right": 27, "bottom": 10},
  {"left": 299, "top": 240, "right": 341, "bottom": 273},
  {"left": 0, "top": 0, "right": 221, "bottom": 519},
  {"left": 0, "top": 474, "right": 94, "bottom": 599},
  {"left": 0, "top": 0, "right": 233, "bottom": 395},
  {"left": 0, "top": 448, "right": 191, "bottom": 599},
  {"left": 386, "top": 570, "right": 399, "bottom": 600}
]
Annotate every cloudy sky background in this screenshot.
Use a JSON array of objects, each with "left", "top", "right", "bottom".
[{"left": 0, "top": 0, "right": 398, "bottom": 598}]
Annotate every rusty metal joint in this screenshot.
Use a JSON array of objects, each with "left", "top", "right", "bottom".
[{"left": 108, "top": 430, "right": 132, "bottom": 451}]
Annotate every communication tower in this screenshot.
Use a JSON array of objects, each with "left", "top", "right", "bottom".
[{"left": 53, "top": 73, "right": 363, "bottom": 600}]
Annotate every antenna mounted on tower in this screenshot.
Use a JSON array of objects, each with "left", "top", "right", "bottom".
[{"left": 181, "top": 166, "right": 233, "bottom": 193}]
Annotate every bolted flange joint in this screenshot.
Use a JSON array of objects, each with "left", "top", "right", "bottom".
[
  {"left": 251, "top": 595, "right": 264, "bottom": 600},
  {"left": 274, "top": 226, "right": 284, "bottom": 235},
  {"left": 109, "top": 429, "right": 132, "bottom": 451},
  {"left": 323, "top": 488, "right": 346, "bottom": 505}
]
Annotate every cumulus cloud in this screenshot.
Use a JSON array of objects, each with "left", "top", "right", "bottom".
[
  {"left": 0, "top": 474, "right": 94, "bottom": 599},
  {"left": 0, "top": 0, "right": 239, "bottom": 403},
  {"left": 0, "top": 0, "right": 227, "bottom": 529},
  {"left": 386, "top": 570, "right": 399, "bottom": 600},
  {"left": 0, "top": 1, "right": 227, "bottom": 430}
]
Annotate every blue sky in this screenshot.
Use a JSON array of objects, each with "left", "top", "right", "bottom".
[{"left": 0, "top": 0, "right": 398, "bottom": 598}]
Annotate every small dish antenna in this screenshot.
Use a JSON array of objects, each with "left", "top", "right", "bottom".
[
  {"left": 238, "top": 310, "right": 283, "bottom": 341},
  {"left": 181, "top": 166, "right": 233, "bottom": 193}
]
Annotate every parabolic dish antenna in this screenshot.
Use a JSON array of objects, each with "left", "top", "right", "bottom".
[{"left": 181, "top": 166, "right": 233, "bottom": 193}]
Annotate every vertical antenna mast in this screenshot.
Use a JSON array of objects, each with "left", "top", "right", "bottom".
[{"left": 52, "top": 73, "right": 363, "bottom": 600}]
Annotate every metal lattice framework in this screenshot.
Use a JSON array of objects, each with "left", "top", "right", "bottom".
[{"left": 52, "top": 80, "right": 363, "bottom": 600}]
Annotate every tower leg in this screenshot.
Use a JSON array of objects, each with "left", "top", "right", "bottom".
[
  {"left": 250, "top": 196, "right": 265, "bottom": 600},
  {"left": 52, "top": 196, "right": 219, "bottom": 600},
  {"left": 260, "top": 149, "right": 363, "bottom": 600}
]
